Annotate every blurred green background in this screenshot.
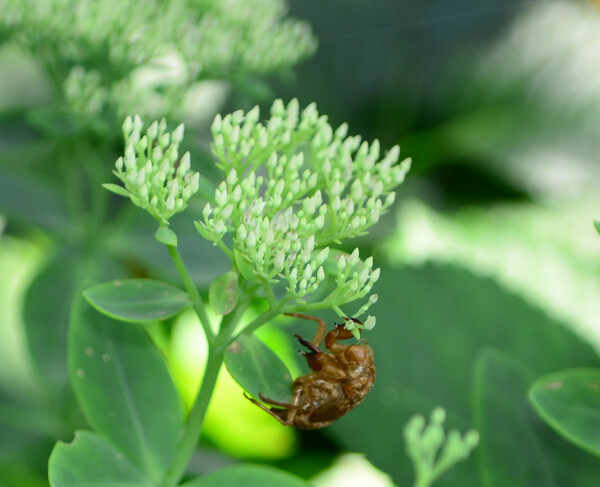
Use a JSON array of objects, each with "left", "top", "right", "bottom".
[{"left": 1, "top": 0, "right": 600, "bottom": 486}]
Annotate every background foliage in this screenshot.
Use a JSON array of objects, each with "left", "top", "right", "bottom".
[{"left": 1, "top": 0, "right": 600, "bottom": 486}]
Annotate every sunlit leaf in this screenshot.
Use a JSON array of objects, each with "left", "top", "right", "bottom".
[
  {"left": 384, "top": 199, "right": 600, "bottom": 347},
  {"left": 83, "top": 279, "right": 190, "bottom": 323}
]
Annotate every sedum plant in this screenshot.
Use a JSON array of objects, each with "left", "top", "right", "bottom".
[
  {"left": 404, "top": 408, "right": 479, "bottom": 487},
  {"left": 48, "top": 99, "right": 412, "bottom": 486}
]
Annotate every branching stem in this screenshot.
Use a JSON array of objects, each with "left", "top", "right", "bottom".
[{"left": 167, "top": 244, "right": 214, "bottom": 342}]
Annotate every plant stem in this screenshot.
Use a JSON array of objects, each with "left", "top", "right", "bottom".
[
  {"left": 414, "top": 475, "right": 431, "bottom": 487},
  {"left": 167, "top": 244, "right": 214, "bottom": 342},
  {"left": 232, "top": 304, "right": 285, "bottom": 342},
  {"left": 159, "top": 346, "right": 225, "bottom": 487}
]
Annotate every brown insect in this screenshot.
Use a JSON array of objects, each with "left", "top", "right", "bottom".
[{"left": 246, "top": 312, "right": 375, "bottom": 429}]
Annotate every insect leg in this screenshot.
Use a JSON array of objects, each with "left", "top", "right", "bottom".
[
  {"left": 258, "top": 392, "right": 302, "bottom": 409},
  {"left": 244, "top": 393, "right": 291, "bottom": 426},
  {"left": 284, "top": 312, "right": 327, "bottom": 346}
]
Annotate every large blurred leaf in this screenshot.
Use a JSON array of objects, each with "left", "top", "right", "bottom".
[
  {"left": 473, "top": 349, "right": 600, "bottom": 487},
  {"left": 68, "top": 297, "right": 182, "bottom": 483},
  {"left": 385, "top": 198, "right": 600, "bottom": 347},
  {"left": 473, "top": 349, "right": 554, "bottom": 486},
  {"left": 83, "top": 279, "right": 190, "bottom": 323},
  {"left": 530, "top": 368, "right": 600, "bottom": 458},
  {"left": 0, "top": 387, "right": 58, "bottom": 464},
  {"left": 181, "top": 464, "right": 311, "bottom": 487},
  {"left": 0, "top": 169, "right": 68, "bottom": 230},
  {"left": 49, "top": 430, "right": 150, "bottom": 487},
  {"left": 327, "top": 263, "right": 600, "bottom": 486},
  {"left": 225, "top": 332, "right": 293, "bottom": 404},
  {"left": 23, "top": 253, "right": 83, "bottom": 411}
]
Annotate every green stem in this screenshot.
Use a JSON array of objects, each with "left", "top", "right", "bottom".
[
  {"left": 216, "top": 240, "right": 234, "bottom": 260},
  {"left": 167, "top": 244, "right": 214, "bottom": 342},
  {"left": 283, "top": 299, "right": 336, "bottom": 313},
  {"left": 414, "top": 472, "right": 432, "bottom": 487},
  {"left": 231, "top": 304, "right": 285, "bottom": 342},
  {"left": 159, "top": 346, "right": 225, "bottom": 487},
  {"left": 261, "top": 279, "right": 277, "bottom": 307}
]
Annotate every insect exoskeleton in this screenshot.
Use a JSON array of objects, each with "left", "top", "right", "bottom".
[{"left": 245, "top": 313, "right": 375, "bottom": 429}]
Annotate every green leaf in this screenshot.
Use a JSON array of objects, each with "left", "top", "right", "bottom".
[
  {"left": 68, "top": 298, "right": 182, "bottom": 483},
  {"left": 180, "top": 464, "right": 311, "bottom": 487},
  {"left": 473, "top": 349, "right": 555, "bottom": 487},
  {"left": 0, "top": 169, "right": 68, "bottom": 230},
  {"left": 48, "top": 430, "right": 150, "bottom": 487},
  {"left": 529, "top": 369, "right": 600, "bottom": 458},
  {"left": 102, "top": 183, "right": 131, "bottom": 198},
  {"left": 83, "top": 279, "right": 190, "bottom": 323},
  {"left": 154, "top": 227, "right": 178, "bottom": 247},
  {"left": 225, "top": 333, "right": 293, "bottom": 404},
  {"left": 0, "top": 387, "right": 57, "bottom": 464},
  {"left": 234, "top": 248, "right": 260, "bottom": 283},
  {"left": 22, "top": 253, "right": 82, "bottom": 411},
  {"left": 209, "top": 271, "right": 238, "bottom": 315},
  {"left": 328, "top": 263, "right": 600, "bottom": 487},
  {"left": 594, "top": 220, "right": 600, "bottom": 235}
]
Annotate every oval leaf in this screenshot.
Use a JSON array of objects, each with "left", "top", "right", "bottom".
[
  {"left": 233, "top": 249, "right": 260, "bottom": 283},
  {"left": 154, "top": 227, "right": 178, "bottom": 246},
  {"left": 83, "top": 279, "right": 190, "bottom": 323},
  {"left": 69, "top": 298, "right": 182, "bottom": 482},
  {"left": 225, "top": 333, "right": 293, "bottom": 404},
  {"left": 49, "top": 431, "right": 150, "bottom": 487},
  {"left": 209, "top": 271, "right": 238, "bottom": 315},
  {"left": 529, "top": 368, "right": 600, "bottom": 457},
  {"left": 181, "top": 464, "right": 311, "bottom": 487}
]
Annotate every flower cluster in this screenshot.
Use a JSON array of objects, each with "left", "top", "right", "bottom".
[
  {"left": 109, "top": 116, "right": 199, "bottom": 225},
  {"left": 198, "top": 98, "right": 411, "bottom": 313},
  {"left": 0, "top": 0, "right": 316, "bottom": 121},
  {"left": 404, "top": 408, "right": 479, "bottom": 486},
  {"left": 63, "top": 66, "right": 108, "bottom": 117}
]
